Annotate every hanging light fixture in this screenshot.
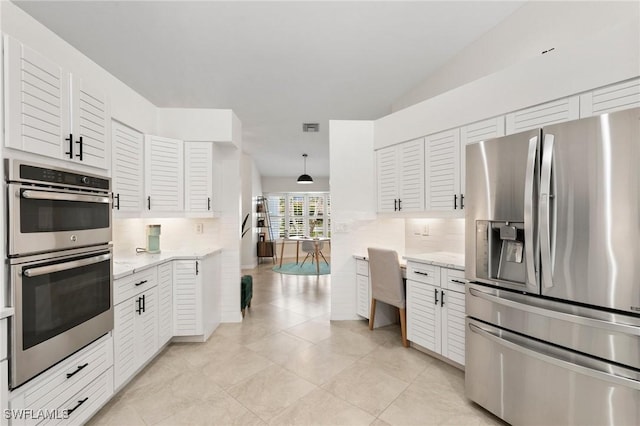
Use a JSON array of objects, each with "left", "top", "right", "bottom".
[{"left": 297, "top": 153, "right": 313, "bottom": 184}]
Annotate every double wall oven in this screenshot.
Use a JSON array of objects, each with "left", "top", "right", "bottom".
[{"left": 5, "top": 160, "right": 113, "bottom": 389}]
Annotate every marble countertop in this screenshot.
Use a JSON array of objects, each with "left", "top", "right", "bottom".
[
  {"left": 0, "top": 308, "right": 15, "bottom": 320},
  {"left": 403, "top": 251, "right": 465, "bottom": 270},
  {"left": 113, "top": 247, "right": 222, "bottom": 279}
]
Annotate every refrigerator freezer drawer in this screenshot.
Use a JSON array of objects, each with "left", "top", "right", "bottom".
[
  {"left": 466, "top": 282, "right": 640, "bottom": 370},
  {"left": 466, "top": 318, "right": 640, "bottom": 426}
]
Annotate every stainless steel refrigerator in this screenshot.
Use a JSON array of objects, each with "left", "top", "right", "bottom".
[{"left": 465, "top": 107, "right": 640, "bottom": 425}]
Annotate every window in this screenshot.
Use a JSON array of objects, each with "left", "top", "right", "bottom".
[{"left": 265, "top": 193, "right": 331, "bottom": 238}]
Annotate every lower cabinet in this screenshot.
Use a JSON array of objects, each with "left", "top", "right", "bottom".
[
  {"left": 113, "top": 270, "right": 159, "bottom": 390},
  {"left": 355, "top": 260, "right": 370, "bottom": 318},
  {"left": 157, "top": 262, "right": 174, "bottom": 347},
  {"left": 9, "top": 335, "right": 114, "bottom": 426},
  {"left": 406, "top": 262, "right": 466, "bottom": 366}
]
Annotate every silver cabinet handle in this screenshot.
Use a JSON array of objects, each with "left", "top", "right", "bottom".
[
  {"left": 540, "top": 133, "right": 555, "bottom": 289},
  {"left": 22, "top": 189, "right": 110, "bottom": 204},
  {"left": 523, "top": 134, "right": 539, "bottom": 291},
  {"left": 23, "top": 253, "right": 111, "bottom": 277}
]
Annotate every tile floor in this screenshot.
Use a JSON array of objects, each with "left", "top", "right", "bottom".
[{"left": 89, "top": 261, "right": 504, "bottom": 425}]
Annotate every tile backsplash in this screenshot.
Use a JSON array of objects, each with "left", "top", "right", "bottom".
[
  {"left": 404, "top": 218, "right": 465, "bottom": 255},
  {"left": 113, "top": 218, "right": 220, "bottom": 254}
]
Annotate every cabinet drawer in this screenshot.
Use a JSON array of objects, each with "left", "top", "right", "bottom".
[
  {"left": 113, "top": 267, "right": 157, "bottom": 305},
  {"left": 355, "top": 259, "right": 369, "bottom": 277},
  {"left": 443, "top": 268, "right": 466, "bottom": 293},
  {"left": 10, "top": 335, "right": 113, "bottom": 425},
  {"left": 406, "top": 262, "right": 438, "bottom": 285}
]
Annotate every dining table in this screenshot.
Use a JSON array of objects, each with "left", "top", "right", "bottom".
[{"left": 279, "top": 236, "right": 330, "bottom": 276}]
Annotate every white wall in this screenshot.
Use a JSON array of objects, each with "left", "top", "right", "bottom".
[
  {"left": 261, "top": 176, "right": 330, "bottom": 193},
  {"left": 404, "top": 218, "right": 465, "bottom": 255},
  {"left": 329, "top": 120, "right": 405, "bottom": 320},
  {"left": 393, "top": 1, "right": 640, "bottom": 112},
  {"left": 240, "top": 153, "right": 263, "bottom": 269}
]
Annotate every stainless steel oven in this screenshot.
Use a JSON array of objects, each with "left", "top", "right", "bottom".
[
  {"left": 9, "top": 245, "right": 113, "bottom": 388},
  {"left": 5, "top": 159, "right": 111, "bottom": 257}
]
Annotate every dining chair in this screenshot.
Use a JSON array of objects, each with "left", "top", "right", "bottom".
[
  {"left": 300, "top": 239, "right": 328, "bottom": 267},
  {"left": 367, "top": 247, "right": 408, "bottom": 347}
]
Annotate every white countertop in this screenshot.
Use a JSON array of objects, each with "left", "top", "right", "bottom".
[
  {"left": 113, "top": 247, "right": 222, "bottom": 279},
  {"left": 403, "top": 251, "right": 465, "bottom": 270},
  {"left": 0, "top": 308, "right": 15, "bottom": 320}
]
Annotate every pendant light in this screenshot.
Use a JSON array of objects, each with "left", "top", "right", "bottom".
[{"left": 297, "top": 153, "right": 313, "bottom": 184}]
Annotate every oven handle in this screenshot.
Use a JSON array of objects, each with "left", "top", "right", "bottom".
[
  {"left": 21, "top": 190, "right": 110, "bottom": 204},
  {"left": 23, "top": 253, "right": 112, "bottom": 277}
]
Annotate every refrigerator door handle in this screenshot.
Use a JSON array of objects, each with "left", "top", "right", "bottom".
[
  {"left": 467, "top": 320, "right": 640, "bottom": 389},
  {"left": 523, "top": 135, "right": 539, "bottom": 290},
  {"left": 540, "top": 133, "right": 555, "bottom": 289}
]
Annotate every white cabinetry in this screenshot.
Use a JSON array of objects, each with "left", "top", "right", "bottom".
[
  {"left": 425, "top": 129, "right": 460, "bottom": 212},
  {"left": 184, "top": 141, "right": 215, "bottom": 216},
  {"left": 406, "top": 262, "right": 466, "bottom": 366},
  {"left": 355, "top": 260, "right": 370, "bottom": 318},
  {"left": 111, "top": 121, "right": 144, "bottom": 214},
  {"left": 9, "top": 335, "right": 113, "bottom": 426},
  {"left": 506, "top": 96, "right": 579, "bottom": 135},
  {"left": 113, "top": 268, "right": 159, "bottom": 390},
  {"left": 157, "top": 262, "right": 174, "bottom": 347},
  {"left": 173, "top": 255, "right": 221, "bottom": 341},
  {"left": 144, "top": 135, "right": 184, "bottom": 213},
  {"left": 580, "top": 77, "right": 640, "bottom": 117},
  {"left": 376, "top": 138, "right": 425, "bottom": 213},
  {"left": 4, "top": 36, "right": 109, "bottom": 169}
]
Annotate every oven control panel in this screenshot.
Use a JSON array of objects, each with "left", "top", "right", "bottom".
[{"left": 19, "top": 164, "right": 110, "bottom": 190}]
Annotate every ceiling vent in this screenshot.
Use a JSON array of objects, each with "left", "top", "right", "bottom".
[{"left": 302, "top": 123, "right": 319, "bottom": 132}]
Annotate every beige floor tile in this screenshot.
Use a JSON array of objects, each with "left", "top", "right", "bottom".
[
  {"left": 246, "top": 331, "right": 313, "bottom": 364},
  {"left": 87, "top": 399, "right": 145, "bottom": 426},
  {"left": 156, "top": 396, "right": 265, "bottom": 426},
  {"left": 214, "top": 321, "right": 280, "bottom": 346},
  {"left": 359, "top": 339, "right": 433, "bottom": 383},
  {"left": 314, "top": 326, "right": 380, "bottom": 358},
  {"left": 227, "top": 364, "right": 316, "bottom": 422},
  {"left": 322, "top": 361, "right": 409, "bottom": 416},
  {"left": 201, "top": 348, "right": 274, "bottom": 389},
  {"left": 280, "top": 343, "right": 359, "bottom": 385},
  {"left": 284, "top": 319, "right": 334, "bottom": 343},
  {"left": 268, "top": 388, "right": 375, "bottom": 426}
]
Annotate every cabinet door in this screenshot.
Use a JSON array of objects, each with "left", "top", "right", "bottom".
[
  {"left": 157, "top": 262, "right": 173, "bottom": 347},
  {"left": 406, "top": 280, "right": 441, "bottom": 353},
  {"left": 376, "top": 146, "right": 398, "bottom": 213},
  {"left": 136, "top": 287, "right": 159, "bottom": 365},
  {"left": 506, "top": 96, "right": 579, "bottom": 134},
  {"left": 71, "top": 75, "right": 109, "bottom": 169},
  {"left": 173, "top": 260, "right": 202, "bottom": 336},
  {"left": 112, "top": 121, "right": 144, "bottom": 213},
  {"left": 441, "top": 289, "right": 466, "bottom": 366},
  {"left": 425, "top": 129, "right": 460, "bottom": 211},
  {"left": 113, "top": 300, "right": 136, "bottom": 390},
  {"left": 4, "top": 36, "right": 70, "bottom": 159},
  {"left": 144, "top": 135, "right": 184, "bottom": 212},
  {"left": 580, "top": 78, "right": 640, "bottom": 117},
  {"left": 460, "top": 117, "right": 505, "bottom": 198},
  {"left": 397, "top": 138, "right": 425, "bottom": 212},
  {"left": 356, "top": 274, "right": 370, "bottom": 318},
  {"left": 184, "top": 141, "right": 213, "bottom": 214}
]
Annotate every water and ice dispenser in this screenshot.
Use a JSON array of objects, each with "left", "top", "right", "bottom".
[{"left": 475, "top": 221, "right": 527, "bottom": 285}]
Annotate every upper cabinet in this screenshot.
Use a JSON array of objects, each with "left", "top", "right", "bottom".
[
  {"left": 376, "top": 138, "right": 425, "bottom": 213},
  {"left": 144, "top": 135, "right": 184, "bottom": 213},
  {"left": 425, "top": 129, "right": 460, "bottom": 212},
  {"left": 4, "top": 36, "right": 109, "bottom": 169},
  {"left": 112, "top": 121, "right": 144, "bottom": 214},
  {"left": 580, "top": 78, "right": 640, "bottom": 117},
  {"left": 184, "top": 141, "right": 216, "bottom": 216},
  {"left": 505, "top": 96, "right": 579, "bottom": 135}
]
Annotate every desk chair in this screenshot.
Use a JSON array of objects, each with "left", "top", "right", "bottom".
[
  {"left": 300, "top": 239, "right": 329, "bottom": 267},
  {"left": 367, "top": 247, "right": 408, "bottom": 347}
]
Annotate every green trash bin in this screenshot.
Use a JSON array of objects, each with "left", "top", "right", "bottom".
[{"left": 241, "top": 275, "right": 253, "bottom": 317}]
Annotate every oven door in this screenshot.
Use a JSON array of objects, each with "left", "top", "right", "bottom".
[
  {"left": 8, "top": 183, "right": 112, "bottom": 256},
  {"left": 10, "top": 246, "right": 113, "bottom": 389}
]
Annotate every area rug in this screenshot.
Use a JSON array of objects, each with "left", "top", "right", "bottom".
[{"left": 272, "top": 262, "right": 330, "bottom": 275}]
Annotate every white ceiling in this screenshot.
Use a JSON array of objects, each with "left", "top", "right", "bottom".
[{"left": 15, "top": 1, "right": 524, "bottom": 178}]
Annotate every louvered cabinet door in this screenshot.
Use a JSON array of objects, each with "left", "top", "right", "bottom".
[
  {"left": 376, "top": 146, "right": 398, "bottom": 213},
  {"left": 460, "top": 117, "right": 505, "bottom": 198},
  {"left": 112, "top": 121, "right": 144, "bottom": 213},
  {"left": 407, "top": 280, "right": 441, "bottom": 353},
  {"left": 506, "top": 96, "right": 579, "bottom": 134},
  {"left": 72, "top": 75, "right": 110, "bottom": 169},
  {"left": 113, "top": 300, "right": 136, "bottom": 390},
  {"left": 397, "top": 138, "right": 425, "bottom": 212},
  {"left": 173, "top": 260, "right": 202, "bottom": 336},
  {"left": 425, "top": 129, "right": 460, "bottom": 211},
  {"left": 580, "top": 78, "right": 640, "bottom": 117},
  {"left": 136, "top": 287, "right": 159, "bottom": 365},
  {"left": 356, "top": 273, "right": 370, "bottom": 318},
  {"left": 157, "top": 262, "right": 174, "bottom": 347},
  {"left": 441, "top": 288, "right": 466, "bottom": 366},
  {"left": 4, "top": 36, "right": 70, "bottom": 159},
  {"left": 144, "top": 135, "right": 184, "bottom": 212},
  {"left": 184, "top": 142, "right": 213, "bottom": 214}
]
